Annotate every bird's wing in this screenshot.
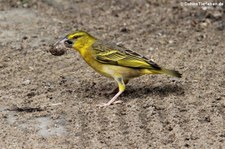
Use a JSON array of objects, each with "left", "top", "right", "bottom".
[{"left": 91, "top": 41, "right": 161, "bottom": 70}]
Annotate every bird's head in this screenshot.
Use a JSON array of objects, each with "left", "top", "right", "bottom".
[{"left": 55, "top": 31, "right": 96, "bottom": 52}]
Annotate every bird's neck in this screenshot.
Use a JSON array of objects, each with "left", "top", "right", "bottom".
[{"left": 74, "top": 36, "right": 96, "bottom": 55}]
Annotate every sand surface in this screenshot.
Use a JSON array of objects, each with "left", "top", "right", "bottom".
[{"left": 0, "top": 0, "right": 224, "bottom": 148}]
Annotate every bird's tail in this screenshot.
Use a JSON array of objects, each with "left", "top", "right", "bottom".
[
  {"left": 160, "top": 68, "right": 182, "bottom": 78},
  {"left": 142, "top": 68, "right": 182, "bottom": 78}
]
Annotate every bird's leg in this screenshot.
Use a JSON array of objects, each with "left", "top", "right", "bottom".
[
  {"left": 106, "top": 80, "right": 129, "bottom": 95},
  {"left": 97, "top": 77, "right": 126, "bottom": 107}
]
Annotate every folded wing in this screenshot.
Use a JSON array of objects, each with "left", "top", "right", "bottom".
[{"left": 91, "top": 41, "right": 161, "bottom": 70}]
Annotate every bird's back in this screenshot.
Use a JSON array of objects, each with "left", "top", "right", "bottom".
[{"left": 91, "top": 40, "right": 161, "bottom": 70}]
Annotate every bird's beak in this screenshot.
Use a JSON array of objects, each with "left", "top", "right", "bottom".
[
  {"left": 55, "top": 37, "right": 74, "bottom": 48},
  {"left": 53, "top": 37, "right": 68, "bottom": 47}
]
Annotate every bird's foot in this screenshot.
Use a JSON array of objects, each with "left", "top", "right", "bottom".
[
  {"left": 97, "top": 103, "right": 110, "bottom": 108},
  {"left": 97, "top": 100, "right": 123, "bottom": 108},
  {"left": 114, "top": 100, "right": 123, "bottom": 104}
]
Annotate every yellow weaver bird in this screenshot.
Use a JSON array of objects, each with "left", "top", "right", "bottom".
[{"left": 53, "top": 31, "right": 181, "bottom": 107}]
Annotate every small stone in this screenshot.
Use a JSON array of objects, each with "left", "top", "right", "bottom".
[
  {"left": 211, "top": 11, "right": 223, "bottom": 20},
  {"left": 23, "top": 3, "right": 28, "bottom": 8},
  {"left": 29, "top": 67, "right": 34, "bottom": 71},
  {"left": 120, "top": 28, "right": 129, "bottom": 33},
  {"left": 148, "top": 47, "right": 154, "bottom": 51},
  {"left": 215, "top": 97, "right": 221, "bottom": 100},
  {"left": 49, "top": 44, "right": 67, "bottom": 56},
  {"left": 22, "top": 80, "right": 31, "bottom": 85},
  {"left": 27, "top": 92, "right": 36, "bottom": 98},
  {"left": 168, "top": 40, "right": 174, "bottom": 44},
  {"left": 22, "top": 36, "right": 28, "bottom": 40},
  {"left": 216, "top": 21, "right": 225, "bottom": 31},
  {"left": 11, "top": 44, "right": 22, "bottom": 51}
]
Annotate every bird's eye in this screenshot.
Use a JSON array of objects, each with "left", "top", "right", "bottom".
[{"left": 72, "top": 35, "right": 82, "bottom": 40}]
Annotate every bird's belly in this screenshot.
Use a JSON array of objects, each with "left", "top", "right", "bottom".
[
  {"left": 82, "top": 54, "right": 142, "bottom": 79},
  {"left": 101, "top": 64, "right": 142, "bottom": 79}
]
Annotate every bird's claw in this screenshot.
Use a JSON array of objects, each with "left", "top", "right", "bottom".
[
  {"left": 97, "top": 100, "right": 123, "bottom": 108},
  {"left": 114, "top": 100, "right": 123, "bottom": 104},
  {"left": 97, "top": 103, "right": 110, "bottom": 108}
]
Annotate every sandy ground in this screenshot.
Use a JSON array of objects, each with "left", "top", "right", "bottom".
[{"left": 0, "top": 0, "right": 224, "bottom": 148}]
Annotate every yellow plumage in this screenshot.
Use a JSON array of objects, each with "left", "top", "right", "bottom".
[{"left": 53, "top": 31, "right": 181, "bottom": 107}]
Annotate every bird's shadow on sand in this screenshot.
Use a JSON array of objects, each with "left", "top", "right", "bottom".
[
  {"left": 124, "top": 83, "right": 184, "bottom": 99},
  {"left": 82, "top": 81, "right": 184, "bottom": 100}
]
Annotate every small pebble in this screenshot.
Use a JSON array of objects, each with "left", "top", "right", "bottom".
[
  {"left": 168, "top": 40, "right": 174, "bottom": 44},
  {"left": 22, "top": 80, "right": 31, "bottom": 85},
  {"left": 49, "top": 43, "right": 67, "bottom": 56},
  {"left": 120, "top": 28, "right": 129, "bottom": 33},
  {"left": 148, "top": 47, "right": 154, "bottom": 51}
]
